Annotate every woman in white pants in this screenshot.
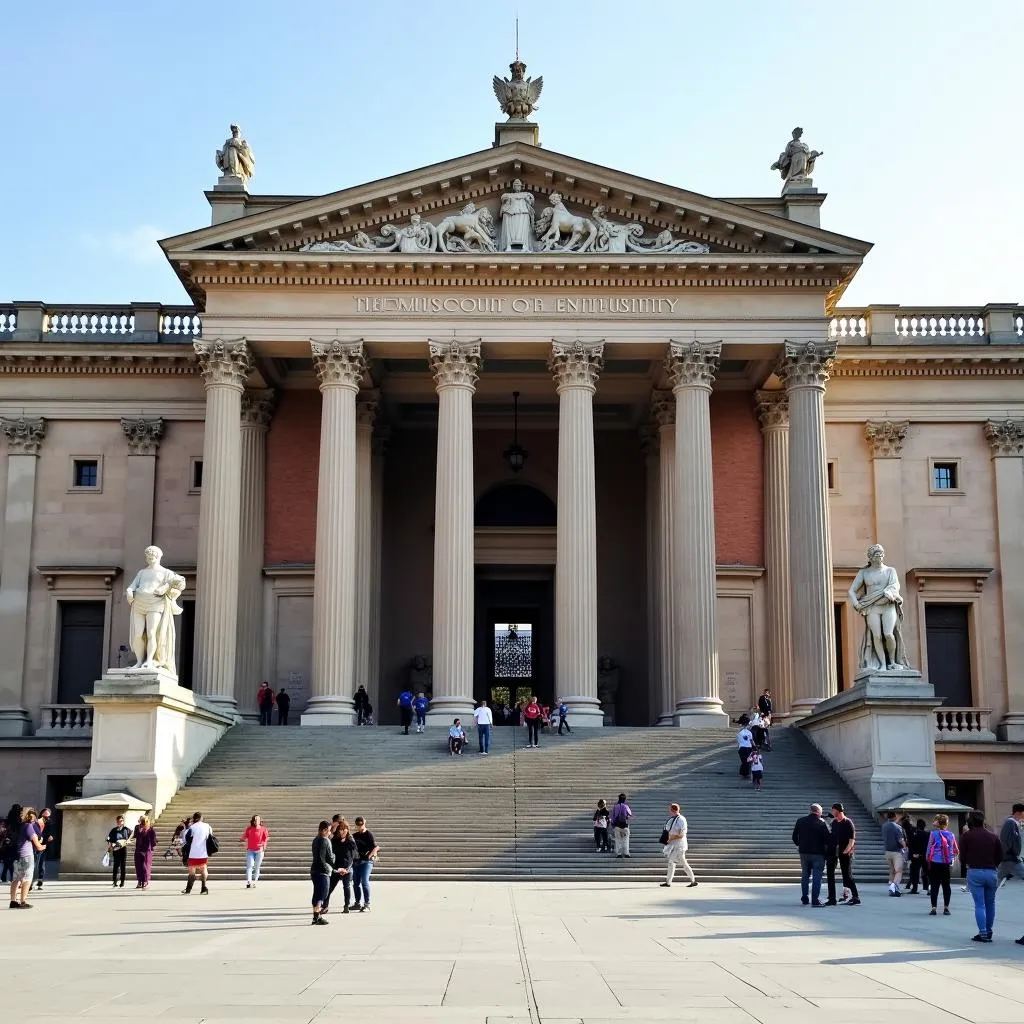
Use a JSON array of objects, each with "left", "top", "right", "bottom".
[{"left": 661, "top": 803, "right": 698, "bottom": 888}]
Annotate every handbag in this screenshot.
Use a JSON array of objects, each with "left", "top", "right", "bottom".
[
  {"left": 207, "top": 834, "right": 220, "bottom": 856},
  {"left": 658, "top": 830, "right": 670, "bottom": 845}
]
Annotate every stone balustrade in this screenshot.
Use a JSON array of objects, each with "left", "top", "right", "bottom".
[
  {"left": 831, "top": 304, "right": 1023, "bottom": 345},
  {"left": 0, "top": 302, "right": 200, "bottom": 343},
  {"left": 38, "top": 703, "right": 94, "bottom": 736},
  {"left": 934, "top": 706, "right": 994, "bottom": 741}
]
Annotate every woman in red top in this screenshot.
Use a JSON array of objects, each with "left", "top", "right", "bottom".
[
  {"left": 524, "top": 696, "right": 542, "bottom": 748},
  {"left": 241, "top": 814, "right": 269, "bottom": 888}
]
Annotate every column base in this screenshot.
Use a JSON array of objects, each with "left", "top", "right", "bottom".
[
  {"left": 673, "top": 697, "right": 730, "bottom": 728},
  {"left": 655, "top": 713, "right": 676, "bottom": 726},
  {"left": 0, "top": 706, "right": 32, "bottom": 737},
  {"left": 788, "top": 697, "right": 824, "bottom": 718},
  {"left": 202, "top": 693, "right": 239, "bottom": 719},
  {"left": 998, "top": 713, "right": 1024, "bottom": 743},
  {"left": 562, "top": 697, "right": 605, "bottom": 728},
  {"left": 301, "top": 696, "right": 355, "bottom": 727},
  {"left": 426, "top": 697, "right": 476, "bottom": 727}
]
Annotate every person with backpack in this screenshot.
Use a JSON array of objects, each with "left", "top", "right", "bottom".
[
  {"left": 413, "top": 692, "right": 430, "bottom": 733},
  {"left": 181, "top": 811, "right": 215, "bottom": 895},
  {"left": 592, "top": 799, "right": 611, "bottom": 853},
  {"left": 610, "top": 793, "right": 632, "bottom": 858},
  {"left": 926, "top": 813, "right": 959, "bottom": 916},
  {"left": 397, "top": 687, "right": 414, "bottom": 735},
  {"left": 659, "top": 803, "right": 697, "bottom": 888}
]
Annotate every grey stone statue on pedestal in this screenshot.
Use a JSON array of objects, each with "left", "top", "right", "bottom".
[
  {"left": 771, "top": 127, "right": 822, "bottom": 190},
  {"left": 215, "top": 124, "right": 255, "bottom": 189},
  {"left": 125, "top": 546, "right": 186, "bottom": 676},
  {"left": 847, "top": 544, "right": 911, "bottom": 674},
  {"left": 597, "top": 656, "right": 620, "bottom": 725},
  {"left": 409, "top": 654, "right": 433, "bottom": 697}
]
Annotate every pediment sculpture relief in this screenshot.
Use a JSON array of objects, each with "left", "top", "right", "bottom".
[{"left": 300, "top": 189, "right": 710, "bottom": 256}]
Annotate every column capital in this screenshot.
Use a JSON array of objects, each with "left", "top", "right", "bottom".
[
  {"left": 311, "top": 340, "right": 367, "bottom": 390},
  {"left": 549, "top": 340, "right": 604, "bottom": 393},
  {"left": 665, "top": 340, "right": 721, "bottom": 393},
  {"left": 650, "top": 388, "right": 676, "bottom": 428},
  {"left": 1, "top": 416, "right": 46, "bottom": 455},
  {"left": 429, "top": 340, "right": 482, "bottom": 390},
  {"left": 240, "top": 389, "right": 277, "bottom": 429},
  {"left": 194, "top": 339, "right": 253, "bottom": 390},
  {"left": 778, "top": 340, "right": 837, "bottom": 392},
  {"left": 754, "top": 390, "right": 789, "bottom": 432},
  {"left": 985, "top": 418, "right": 1024, "bottom": 457},
  {"left": 356, "top": 388, "right": 380, "bottom": 428},
  {"left": 120, "top": 416, "right": 164, "bottom": 455},
  {"left": 864, "top": 419, "right": 909, "bottom": 459}
]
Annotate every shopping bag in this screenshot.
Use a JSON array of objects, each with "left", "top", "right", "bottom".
[{"left": 101, "top": 851, "right": 111, "bottom": 868}]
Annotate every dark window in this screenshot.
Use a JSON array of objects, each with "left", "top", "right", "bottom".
[
  {"left": 827, "top": 461, "right": 836, "bottom": 490},
  {"left": 73, "top": 459, "right": 98, "bottom": 488},
  {"left": 178, "top": 599, "right": 195, "bottom": 690},
  {"left": 834, "top": 602, "right": 846, "bottom": 691},
  {"left": 933, "top": 462, "right": 958, "bottom": 490},
  {"left": 56, "top": 601, "right": 105, "bottom": 704},
  {"left": 475, "top": 484, "right": 555, "bottom": 527},
  {"left": 192, "top": 459, "right": 204, "bottom": 490},
  {"left": 926, "top": 604, "right": 972, "bottom": 706}
]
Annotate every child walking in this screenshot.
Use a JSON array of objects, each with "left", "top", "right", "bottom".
[
  {"left": 748, "top": 748, "right": 765, "bottom": 791},
  {"left": 592, "top": 799, "right": 610, "bottom": 852}
]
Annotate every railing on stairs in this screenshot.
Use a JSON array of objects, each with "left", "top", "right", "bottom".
[{"left": 934, "top": 707, "right": 994, "bottom": 741}]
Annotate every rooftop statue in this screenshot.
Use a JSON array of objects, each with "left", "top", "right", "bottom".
[
  {"left": 493, "top": 59, "right": 543, "bottom": 121},
  {"left": 771, "top": 127, "right": 822, "bottom": 189},
  {"left": 215, "top": 124, "right": 256, "bottom": 187}
]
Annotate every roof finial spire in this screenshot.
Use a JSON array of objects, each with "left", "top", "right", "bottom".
[{"left": 515, "top": 16, "right": 519, "bottom": 61}]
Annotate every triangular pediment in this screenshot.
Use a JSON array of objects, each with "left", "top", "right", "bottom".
[{"left": 161, "top": 143, "right": 871, "bottom": 264}]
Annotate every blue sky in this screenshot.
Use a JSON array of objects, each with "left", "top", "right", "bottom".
[{"left": 2, "top": 1, "right": 1021, "bottom": 307}]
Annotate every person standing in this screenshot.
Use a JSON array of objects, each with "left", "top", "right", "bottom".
[
  {"left": 256, "top": 682, "right": 274, "bottom": 726},
  {"left": 792, "top": 803, "right": 830, "bottom": 906},
  {"left": 33, "top": 808, "right": 54, "bottom": 889},
  {"left": 351, "top": 816, "right": 379, "bottom": 912},
  {"left": 324, "top": 816, "right": 355, "bottom": 914},
  {"left": 959, "top": 809, "right": 1004, "bottom": 942},
  {"left": 748, "top": 749, "right": 765, "bottom": 791},
  {"left": 397, "top": 687, "right": 414, "bottom": 735},
  {"left": 8, "top": 808, "right": 46, "bottom": 909},
  {"left": 881, "top": 811, "right": 907, "bottom": 896},
  {"left": 107, "top": 814, "right": 132, "bottom": 888},
  {"left": 353, "top": 685, "right": 370, "bottom": 726},
  {"left": 557, "top": 698, "right": 571, "bottom": 735},
  {"left": 241, "top": 814, "right": 269, "bottom": 888},
  {"left": 413, "top": 692, "right": 430, "bottom": 733},
  {"left": 907, "top": 818, "right": 930, "bottom": 894},
  {"left": 736, "top": 720, "right": 754, "bottom": 778},
  {"left": 474, "top": 699, "right": 493, "bottom": 754},
  {"left": 926, "top": 813, "right": 958, "bottom": 916},
  {"left": 310, "top": 820, "right": 337, "bottom": 926},
  {"left": 133, "top": 815, "right": 158, "bottom": 888},
  {"left": 611, "top": 793, "right": 632, "bottom": 859},
  {"left": 826, "top": 803, "right": 860, "bottom": 906},
  {"left": 523, "top": 696, "right": 541, "bottom": 748},
  {"left": 660, "top": 803, "right": 697, "bottom": 888},
  {"left": 592, "top": 799, "right": 610, "bottom": 853},
  {"left": 181, "top": 811, "right": 213, "bottom": 895},
  {"left": 757, "top": 688, "right": 773, "bottom": 718},
  {"left": 997, "top": 803, "right": 1024, "bottom": 887},
  {"left": 276, "top": 688, "right": 290, "bottom": 725}
]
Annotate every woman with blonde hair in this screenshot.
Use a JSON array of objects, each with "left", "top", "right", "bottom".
[
  {"left": 925, "top": 813, "right": 958, "bottom": 915},
  {"left": 133, "top": 814, "right": 158, "bottom": 889}
]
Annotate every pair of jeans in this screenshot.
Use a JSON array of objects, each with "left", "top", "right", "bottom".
[
  {"left": 928, "top": 861, "right": 952, "bottom": 908},
  {"left": 259, "top": 708, "right": 272, "bottom": 726},
  {"left": 738, "top": 747, "right": 752, "bottom": 777},
  {"left": 324, "top": 870, "right": 352, "bottom": 910},
  {"left": 245, "top": 849, "right": 264, "bottom": 883},
  {"left": 827, "top": 853, "right": 859, "bottom": 901},
  {"left": 415, "top": 711, "right": 427, "bottom": 729},
  {"left": 352, "top": 860, "right": 373, "bottom": 905},
  {"left": 278, "top": 709, "right": 289, "bottom": 725},
  {"left": 400, "top": 706, "right": 413, "bottom": 733},
  {"left": 33, "top": 851, "right": 46, "bottom": 884},
  {"left": 800, "top": 853, "right": 825, "bottom": 903},
  {"left": 908, "top": 855, "right": 930, "bottom": 891},
  {"left": 526, "top": 719, "right": 539, "bottom": 745},
  {"left": 558, "top": 714, "right": 571, "bottom": 734},
  {"left": 478, "top": 723, "right": 491, "bottom": 752},
  {"left": 593, "top": 826, "right": 609, "bottom": 851},
  {"left": 967, "top": 867, "right": 998, "bottom": 935},
  {"left": 111, "top": 847, "right": 127, "bottom": 886}
]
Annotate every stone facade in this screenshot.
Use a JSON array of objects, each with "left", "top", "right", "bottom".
[{"left": 1, "top": 133, "right": 1022, "bottom": 818}]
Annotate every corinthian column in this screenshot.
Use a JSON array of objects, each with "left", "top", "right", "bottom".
[
  {"left": 640, "top": 424, "right": 662, "bottom": 724},
  {"left": 236, "top": 390, "right": 276, "bottom": 718},
  {"left": 781, "top": 341, "right": 838, "bottom": 712},
  {"left": 651, "top": 390, "right": 679, "bottom": 724},
  {"left": 303, "top": 341, "right": 366, "bottom": 725},
  {"left": 194, "top": 340, "right": 252, "bottom": 712},
  {"left": 367, "top": 425, "right": 390, "bottom": 712},
  {"left": 427, "top": 340, "right": 481, "bottom": 724},
  {"left": 353, "top": 390, "right": 378, "bottom": 696},
  {"left": 550, "top": 340, "right": 605, "bottom": 726},
  {"left": 755, "top": 391, "right": 794, "bottom": 717},
  {"left": 666, "top": 342, "right": 728, "bottom": 725}
]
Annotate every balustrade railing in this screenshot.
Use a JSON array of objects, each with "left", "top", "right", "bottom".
[
  {"left": 45, "top": 307, "right": 134, "bottom": 337},
  {"left": 934, "top": 706, "right": 993, "bottom": 739},
  {"left": 830, "top": 305, "right": 1023, "bottom": 345},
  {"left": 0, "top": 302, "right": 200, "bottom": 343},
  {"left": 38, "top": 703, "right": 94, "bottom": 735},
  {"left": 0, "top": 306, "right": 17, "bottom": 336}
]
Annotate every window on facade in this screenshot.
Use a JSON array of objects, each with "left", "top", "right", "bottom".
[
  {"left": 833, "top": 602, "right": 846, "bottom": 691},
  {"left": 925, "top": 604, "right": 972, "bottom": 706},
  {"left": 191, "top": 458, "right": 204, "bottom": 491},
  {"left": 56, "top": 601, "right": 105, "bottom": 703},
  {"left": 827, "top": 460, "right": 837, "bottom": 491},
  {"left": 72, "top": 459, "right": 99, "bottom": 488},
  {"left": 493, "top": 622, "right": 533, "bottom": 679},
  {"left": 932, "top": 462, "right": 959, "bottom": 491}
]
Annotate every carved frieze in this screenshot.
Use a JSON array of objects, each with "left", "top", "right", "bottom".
[
  {"left": 984, "top": 419, "right": 1024, "bottom": 457},
  {"left": 665, "top": 341, "right": 721, "bottom": 391},
  {"left": 429, "top": 340, "right": 482, "bottom": 389},
  {"left": 194, "top": 339, "right": 253, "bottom": 389},
  {"left": 310, "top": 341, "right": 367, "bottom": 389},
  {"left": 120, "top": 416, "right": 164, "bottom": 455},
  {"left": 1, "top": 416, "right": 46, "bottom": 455},
  {"left": 549, "top": 340, "right": 604, "bottom": 391},
  {"left": 864, "top": 420, "right": 909, "bottom": 459}
]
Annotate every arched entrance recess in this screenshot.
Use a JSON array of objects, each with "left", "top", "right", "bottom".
[{"left": 473, "top": 483, "right": 556, "bottom": 714}]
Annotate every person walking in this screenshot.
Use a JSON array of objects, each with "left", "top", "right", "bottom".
[
  {"left": 524, "top": 696, "right": 541, "bottom": 747},
  {"left": 556, "top": 698, "right": 571, "bottom": 735},
  {"left": 181, "top": 811, "right": 214, "bottom": 895},
  {"left": 448, "top": 718, "right": 466, "bottom": 755},
  {"left": 882, "top": 810, "right": 907, "bottom": 896},
  {"left": 736, "top": 720, "right": 754, "bottom": 778},
  {"left": 323, "top": 816, "right": 355, "bottom": 914},
  {"left": 792, "top": 803, "right": 830, "bottom": 906},
  {"left": 353, "top": 685, "right": 370, "bottom": 726},
  {"left": 473, "top": 699, "right": 493, "bottom": 754},
  {"left": 660, "top": 803, "right": 698, "bottom": 888},
  {"left": 960, "top": 810, "right": 1004, "bottom": 942},
  {"left": 397, "top": 687, "right": 414, "bottom": 735},
  {"left": 310, "top": 820, "right": 338, "bottom": 926},
  {"left": 242, "top": 814, "right": 269, "bottom": 888},
  {"left": 8, "top": 808, "right": 46, "bottom": 909},
  {"left": 276, "top": 688, "right": 290, "bottom": 725},
  {"left": 997, "top": 803, "right": 1024, "bottom": 887},
  {"left": 256, "top": 682, "right": 274, "bottom": 726},
  {"left": 826, "top": 803, "right": 860, "bottom": 906},
  {"left": 907, "top": 817, "right": 930, "bottom": 894},
  {"left": 413, "top": 692, "right": 430, "bottom": 733},
  {"left": 925, "top": 813, "right": 958, "bottom": 916},
  {"left": 33, "top": 808, "right": 54, "bottom": 889},
  {"left": 611, "top": 793, "right": 632, "bottom": 859},
  {"left": 592, "top": 799, "right": 611, "bottom": 853},
  {"left": 748, "top": 749, "right": 765, "bottom": 791},
  {"left": 132, "top": 815, "right": 158, "bottom": 888},
  {"left": 107, "top": 814, "right": 132, "bottom": 888},
  {"left": 757, "top": 689, "right": 774, "bottom": 750},
  {"left": 351, "top": 816, "right": 379, "bottom": 912}
]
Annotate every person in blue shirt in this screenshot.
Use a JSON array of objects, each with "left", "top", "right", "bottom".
[
  {"left": 397, "top": 689, "right": 414, "bottom": 735},
  {"left": 557, "top": 698, "right": 571, "bottom": 735},
  {"left": 412, "top": 693, "right": 430, "bottom": 733}
]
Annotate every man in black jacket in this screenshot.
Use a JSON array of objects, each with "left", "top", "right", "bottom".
[
  {"left": 276, "top": 688, "right": 291, "bottom": 726},
  {"left": 792, "top": 803, "right": 831, "bottom": 906}
]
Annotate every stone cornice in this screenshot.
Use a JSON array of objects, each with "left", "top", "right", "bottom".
[
  {"left": 864, "top": 420, "right": 909, "bottom": 458},
  {"left": 984, "top": 419, "right": 1024, "bottom": 457},
  {"left": 1, "top": 416, "right": 45, "bottom": 454},
  {"left": 120, "top": 416, "right": 164, "bottom": 455},
  {"left": 549, "top": 340, "right": 604, "bottom": 392},
  {"left": 0, "top": 346, "right": 198, "bottom": 376},
  {"left": 754, "top": 389, "right": 789, "bottom": 431},
  {"left": 833, "top": 349, "right": 1024, "bottom": 378},
  {"left": 666, "top": 340, "right": 721, "bottom": 392},
  {"left": 429, "top": 340, "right": 482, "bottom": 389}
]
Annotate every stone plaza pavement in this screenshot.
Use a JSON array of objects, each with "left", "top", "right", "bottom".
[{"left": 4, "top": 881, "right": 1024, "bottom": 1023}]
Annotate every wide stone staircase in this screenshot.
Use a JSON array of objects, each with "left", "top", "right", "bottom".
[{"left": 138, "top": 724, "right": 888, "bottom": 883}]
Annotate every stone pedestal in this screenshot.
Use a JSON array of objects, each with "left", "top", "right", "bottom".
[
  {"left": 797, "top": 669, "right": 945, "bottom": 813},
  {"left": 55, "top": 792, "right": 153, "bottom": 876},
  {"left": 494, "top": 121, "right": 539, "bottom": 147}
]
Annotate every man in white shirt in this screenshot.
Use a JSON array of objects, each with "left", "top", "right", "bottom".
[
  {"left": 737, "top": 721, "right": 754, "bottom": 778},
  {"left": 181, "top": 812, "right": 213, "bottom": 895},
  {"left": 660, "top": 803, "right": 698, "bottom": 888},
  {"left": 473, "top": 700, "right": 493, "bottom": 754}
]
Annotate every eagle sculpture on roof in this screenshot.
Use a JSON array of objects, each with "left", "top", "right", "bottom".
[{"left": 493, "top": 60, "right": 543, "bottom": 122}]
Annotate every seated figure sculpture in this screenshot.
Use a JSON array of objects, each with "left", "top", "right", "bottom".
[{"left": 847, "top": 544, "right": 911, "bottom": 673}]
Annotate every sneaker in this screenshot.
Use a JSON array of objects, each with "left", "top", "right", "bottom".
[
  {"left": 846, "top": 898, "right": 862, "bottom": 905},
  {"left": 929, "top": 908, "right": 937, "bottom": 916},
  {"left": 17, "top": 902, "right": 33, "bottom": 909},
  {"left": 342, "top": 906, "right": 350, "bottom": 914},
  {"left": 801, "top": 897, "right": 809, "bottom": 905},
  {"left": 200, "top": 886, "right": 209, "bottom": 895},
  {"left": 811, "top": 901, "right": 824, "bottom": 908},
  {"left": 971, "top": 933, "right": 992, "bottom": 943},
  {"left": 943, "top": 907, "right": 951, "bottom": 915},
  {"left": 616, "top": 855, "right": 623, "bottom": 859},
  {"left": 313, "top": 917, "right": 329, "bottom": 926},
  {"left": 824, "top": 900, "right": 838, "bottom": 906},
  {"left": 624, "top": 854, "right": 631, "bottom": 859},
  {"left": 8, "top": 901, "right": 19, "bottom": 909},
  {"left": 1015, "top": 937, "right": 1024, "bottom": 946},
  {"left": 352, "top": 903, "right": 362, "bottom": 911},
  {"left": 360, "top": 904, "right": 369, "bottom": 913},
  {"left": 660, "top": 882, "right": 671, "bottom": 888},
  {"left": 687, "top": 881, "right": 698, "bottom": 888},
  {"left": 246, "top": 883, "right": 251, "bottom": 889}
]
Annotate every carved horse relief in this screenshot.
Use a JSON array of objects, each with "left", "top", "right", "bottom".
[{"left": 534, "top": 193, "right": 598, "bottom": 252}]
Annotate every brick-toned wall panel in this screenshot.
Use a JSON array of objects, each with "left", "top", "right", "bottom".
[{"left": 711, "top": 392, "right": 763, "bottom": 566}]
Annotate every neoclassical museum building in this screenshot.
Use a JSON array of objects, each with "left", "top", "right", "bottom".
[{"left": 1, "top": 71, "right": 1022, "bottom": 816}]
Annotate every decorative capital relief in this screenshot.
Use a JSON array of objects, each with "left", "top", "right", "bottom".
[
  {"left": 864, "top": 420, "right": 909, "bottom": 459},
  {"left": 984, "top": 419, "right": 1024, "bottom": 457},
  {"left": 120, "top": 416, "right": 164, "bottom": 455},
  {"left": 665, "top": 340, "right": 721, "bottom": 392},
  {"left": 778, "top": 340, "right": 837, "bottom": 392},
  {"left": 240, "top": 389, "right": 277, "bottom": 429},
  {"left": 310, "top": 340, "right": 367, "bottom": 390},
  {"left": 1, "top": 416, "right": 46, "bottom": 455},
  {"left": 639, "top": 424, "right": 659, "bottom": 457},
  {"left": 193, "top": 338, "right": 253, "bottom": 390},
  {"left": 548, "top": 340, "right": 604, "bottom": 393},
  {"left": 650, "top": 388, "right": 676, "bottom": 428},
  {"left": 429, "top": 340, "right": 482, "bottom": 390},
  {"left": 356, "top": 389, "right": 380, "bottom": 428},
  {"left": 754, "top": 390, "right": 789, "bottom": 431}
]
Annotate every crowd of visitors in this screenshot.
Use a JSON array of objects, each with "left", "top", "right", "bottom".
[{"left": 311, "top": 815, "right": 379, "bottom": 925}]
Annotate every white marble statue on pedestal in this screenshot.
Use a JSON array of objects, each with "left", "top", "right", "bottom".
[
  {"left": 771, "top": 127, "right": 822, "bottom": 189},
  {"left": 499, "top": 179, "right": 535, "bottom": 251},
  {"left": 215, "top": 124, "right": 255, "bottom": 188},
  {"left": 125, "top": 546, "right": 186, "bottom": 676},
  {"left": 847, "top": 544, "right": 911, "bottom": 673}
]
